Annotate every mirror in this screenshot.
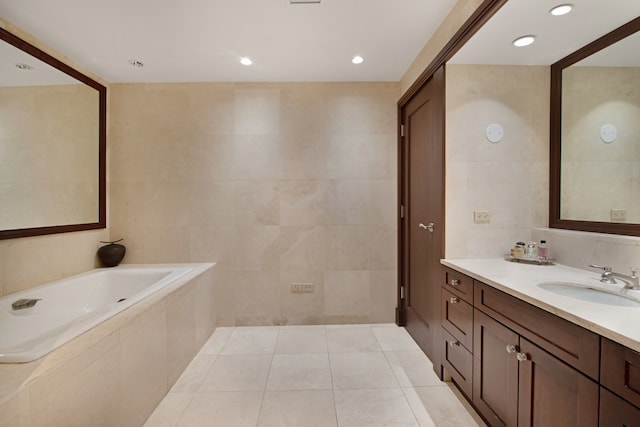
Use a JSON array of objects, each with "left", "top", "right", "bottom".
[
  {"left": 0, "top": 27, "right": 106, "bottom": 240},
  {"left": 550, "top": 17, "right": 640, "bottom": 236}
]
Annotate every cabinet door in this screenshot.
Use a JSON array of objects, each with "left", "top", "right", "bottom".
[
  {"left": 518, "top": 338, "right": 598, "bottom": 427},
  {"left": 473, "top": 310, "right": 519, "bottom": 427},
  {"left": 599, "top": 387, "right": 640, "bottom": 427}
]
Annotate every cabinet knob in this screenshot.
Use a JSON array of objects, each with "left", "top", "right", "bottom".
[
  {"left": 450, "top": 279, "right": 460, "bottom": 287},
  {"left": 506, "top": 344, "right": 517, "bottom": 354},
  {"left": 516, "top": 352, "right": 530, "bottom": 362},
  {"left": 448, "top": 340, "right": 460, "bottom": 347},
  {"left": 449, "top": 297, "right": 459, "bottom": 304}
]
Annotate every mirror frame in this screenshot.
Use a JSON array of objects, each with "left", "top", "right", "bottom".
[
  {"left": 0, "top": 27, "right": 106, "bottom": 240},
  {"left": 550, "top": 16, "right": 640, "bottom": 237}
]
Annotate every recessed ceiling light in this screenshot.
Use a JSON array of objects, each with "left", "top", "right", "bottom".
[
  {"left": 128, "top": 59, "right": 144, "bottom": 68},
  {"left": 512, "top": 35, "right": 536, "bottom": 47},
  {"left": 352, "top": 55, "right": 364, "bottom": 64},
  {"left": 550, "top": 4, "right": 573, "bottom": 16},
  {"left": 240, "top": 57, "right": 253, "bottom": 66},
  {"left": 15, "top": 63, "right": 33, "bottom": 70}
]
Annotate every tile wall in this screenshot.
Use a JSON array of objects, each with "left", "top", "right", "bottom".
[
  {"left": 445, "top": 64, "right": 550, "bottom": 258},
  {"left": 108, "top": 82, "right": 399, "bottom": 325}
]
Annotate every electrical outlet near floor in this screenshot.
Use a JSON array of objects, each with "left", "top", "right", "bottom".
[
  {"left": 473, "top": 209, "right": 491, "bottom": 224},
  {"left": 290, "top": 283, "right": 315, "bottom": 293},
  {"left": 610, "top": 208, "right": 627, "bottom": 222}
]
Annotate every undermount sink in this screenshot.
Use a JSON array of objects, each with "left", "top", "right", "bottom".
[{"left": 537, "top": 282, "right": 640, "bottom": 307}]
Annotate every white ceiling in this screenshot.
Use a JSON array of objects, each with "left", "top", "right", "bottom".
[
  {"left": 0, "top": 0, "right": 457, "bottom": 83},
  {"left": 450, "top": 0, "right": 640, "bottom": 66}
]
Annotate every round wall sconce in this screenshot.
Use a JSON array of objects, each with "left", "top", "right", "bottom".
[
  {"left": 485, "top": 123, "right": 504, "bottom": 143},
  {"left": 600, "top": 124, "right": 617, "bottom": 143}
]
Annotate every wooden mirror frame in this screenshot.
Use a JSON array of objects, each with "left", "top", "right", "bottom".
[
  {"left": 549, "top": 17, "right": 640, "bottom": 237},
  {"left": 0, "top": 27, "right": 106, "bottom": 240}
]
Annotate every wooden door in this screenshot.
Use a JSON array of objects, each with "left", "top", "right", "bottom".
[
  {"left": 473, "top": 309, "right": 519, "bottom": 427},
  {"left": 518, "top": 338, "right": 598, "bottom": 427},
  {"left": 398, "top": 66, "right": 445, "bottom": 365},
  {"left": 599, "top": 387, "right": 640, "bottom": 427}
]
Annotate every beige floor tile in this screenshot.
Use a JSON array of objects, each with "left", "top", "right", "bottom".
[
  {"left": 267, "top": 353, "right": 332, "bottom": 391},
  {"left": 330, "top": 352, "right": 398, "bottom": 389},
  {"left": 143, "top": 392, "right": 194, "bottom": 427},
  {"left": 199, "top": 354, "right": 272, "bottom": 392},
  {"left": 198, "top": 327, "right": 233, "bottom": 355},
  {"left": 275, "top": 326, "right": 328, "bottom": 353},
  {"left": 405, "top": 384, "right": 487, "bottom": 427},
  {"left": 385, "top": 351, "right": 442, "bottom": 388},
  {"left": 220, "top": 326, "right": 278, "bottom": 354},
  {"left": 177, "top": 391, "right": 263, "bottom": 427},
  {"left": 334, "top": 388, "right": 419, "bottom": 427},
  {"left": 326, "top": 326, "right": 381, "bottom": 353},
  {"left": 257, "top": 390, "right": 337, "bottom": 427},
  {"left": 372, "top": 325, "right": 421, "bottom": 351},
  {"left": 170, "top": 355, "right": 217, "bottom": 392}
]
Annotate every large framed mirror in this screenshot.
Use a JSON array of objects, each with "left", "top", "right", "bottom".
[
  {"left": 550, "top": 17, "right": 640, "bottom": 236},
  {"left": 0, "top": 27, "right": 106, "bottom": 240}
]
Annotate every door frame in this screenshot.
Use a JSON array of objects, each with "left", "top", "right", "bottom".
[{"left": 396, "top": 0, "right": 507, "bottom": 325}]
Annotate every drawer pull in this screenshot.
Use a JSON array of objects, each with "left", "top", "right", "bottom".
[
  {"left": 506, "top": 344, "right": 517, "bottom": 354},
  {"left": 450, "top": 279, "right": 460, "bottom": 287},
  {"left": 516, "top": 352, "right": 530, "bottom": 362},
  {"left": 449, "top": 297, "right": 459, "bottom": 304},
  {"left": 448, "top": 340, "right": 460, "bottom": 347}
]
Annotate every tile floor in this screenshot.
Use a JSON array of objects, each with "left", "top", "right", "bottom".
[{"left": 143, "top": 324, "right": 486, "bottom": 427}]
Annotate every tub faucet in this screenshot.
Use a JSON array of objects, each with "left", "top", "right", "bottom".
[{"left": 589, "top": 265, "right": 640, "bottom": 290}]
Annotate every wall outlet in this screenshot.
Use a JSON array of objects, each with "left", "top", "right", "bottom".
[
  {"left": 290, "top": 283, "right": 315, "bottom": 293},
  {"left": 474, "top": 209, "right": 491, "bottom": 224},
  {"left": 611, "top": 208, "right": 627, "bottom": 222}
]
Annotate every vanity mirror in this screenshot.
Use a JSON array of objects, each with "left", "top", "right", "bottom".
[
  {"left": 0, "top": 27, "right": 106, "bottom": 240},
  {"left": 550, "top": 17, "right": 640, "bottom": 236}
]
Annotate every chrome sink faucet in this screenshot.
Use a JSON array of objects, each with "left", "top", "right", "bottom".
[{"left": 589, "top": 265, "right": 640, "bottom": 290}]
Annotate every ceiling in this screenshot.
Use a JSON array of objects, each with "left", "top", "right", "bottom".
[
  {"left": 0, "top": 0, "right": 457, "bottom": 83},
  {"left": 450, "top": 0, "right": 640, "bottom": 66}
]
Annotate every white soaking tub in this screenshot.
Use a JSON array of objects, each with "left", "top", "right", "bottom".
[{"left": 0, "top": 265, "right": 192, "bottom": 363}]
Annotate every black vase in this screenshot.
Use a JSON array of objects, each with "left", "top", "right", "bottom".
[{"left": 98, "top": 241, "right": 126, "bottom": 267}]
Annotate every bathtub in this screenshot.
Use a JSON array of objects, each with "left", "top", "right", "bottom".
[{"left": 0, "top": 265, "right": 193, "bottom": 363}]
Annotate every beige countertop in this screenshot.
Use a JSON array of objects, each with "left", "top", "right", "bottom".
[{"left": 441, "top": 258, "right": 640, "bottom": 353}]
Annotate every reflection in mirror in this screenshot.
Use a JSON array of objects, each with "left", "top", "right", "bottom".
[
  {"left": 551, "top": 17, "right": 640, "bottom": 236},
  {"left": 560, "top": 30, "right": 640, "bottom": 224},
  {"left": 0, "top": 27, "right": 105, "bottom": 240}
]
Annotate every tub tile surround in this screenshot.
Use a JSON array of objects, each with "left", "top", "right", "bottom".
[
  {"left": 143, "top": 324, "right": 486, "bottom": 427},
  {"left": 0, "top": 229, "right": 109, "bottom": 297},
  {"left": 109, "top": 82, "right": 399, "bottom": 326},
  {"left": 0, "top": 264, "right": 216, "bottom": 427}
]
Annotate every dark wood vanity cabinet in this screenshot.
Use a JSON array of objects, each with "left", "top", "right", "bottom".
[
  {"left": 599, "top": 338, "right": 640, "bottom": 426},
  {"left": 441, "top": 267, "right": 603, "bottom": 427}
]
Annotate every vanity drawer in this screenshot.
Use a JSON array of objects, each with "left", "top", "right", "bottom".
[
  {"left": 474, "top": 282, "right": 600, "bottom": 380},
  {"left": 441, "top": 288, "right": 473, "bottom": 351},
  {"left": 442, "top": 327, "right": 473, "bottom": 399},
  {"left": 443, "top": 268, "right": 473, "bottom": 303},
  {"left": 601, "top": 338, "right": 640, "bottom": 409}
]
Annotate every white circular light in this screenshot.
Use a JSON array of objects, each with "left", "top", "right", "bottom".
[
  {"left": 240, "top": 57, "right": 253, "bottom": 66},
  {"left": 550, "top": 4, "right": 573, "bottom": 16},
  {"left": 513, "top": 35, "right": 536, "bottom": 47},
  {"left": 352, "top": 55, "right": 364, "bottom": 64},
  {"left": 15, "top": 63, "right": 33, "bottom": 70}
]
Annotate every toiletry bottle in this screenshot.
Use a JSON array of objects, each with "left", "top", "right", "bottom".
[
  {"left": 526, "top": 241, "right": 537, "bottom": 258},
  {"left": 538, "top": 240, "right": 548, "bottom": 260},
  {"left": 514, "top": 242, "right": 525, "bottom": 257}
]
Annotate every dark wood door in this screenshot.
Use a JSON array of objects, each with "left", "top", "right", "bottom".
[
  {"left": 599, "top": 387, "right": 640, "bottom": 427},
  {"left": 473, "top": 309, "right": 519, "bottom": 427},
  {"left": 398, "top": 66, "right": 445, "bottom": 365},
  {"left": 518, "top": 338, "right": 598, "bottom": 427}
]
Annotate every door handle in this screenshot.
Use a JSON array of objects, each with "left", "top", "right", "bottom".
[{"left": 418, "top": 222, "right": 435, "bottom": 232}]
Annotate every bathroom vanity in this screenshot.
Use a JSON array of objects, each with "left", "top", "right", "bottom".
[{"left": 440, "top": 259, "right": 640, "bottom": 427}]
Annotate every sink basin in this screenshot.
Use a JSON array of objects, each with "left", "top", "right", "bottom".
[{"left": 537, "top": 282, "right": 640, "bottom": 307}]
